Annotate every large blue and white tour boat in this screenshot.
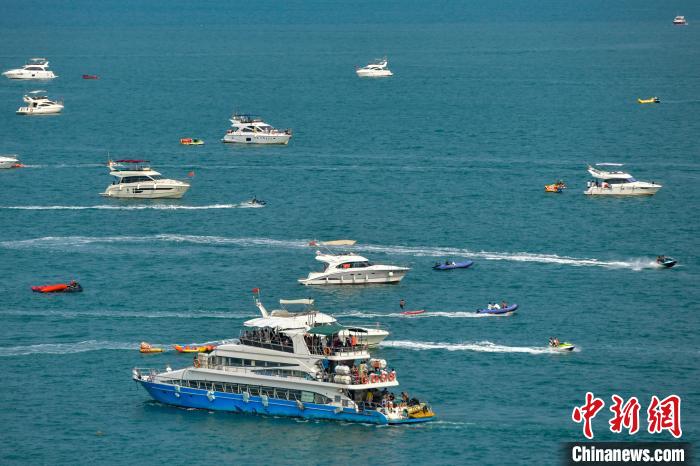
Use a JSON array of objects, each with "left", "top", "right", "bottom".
[{"left": 133, "top": 322, "right": 435, "bottom": 425}]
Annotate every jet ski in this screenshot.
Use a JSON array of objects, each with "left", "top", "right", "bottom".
[
  {"left": 242, "top": 197, "right": 266, "bottom": 207},
  {"left": 401, "top": 309, "right": 426, "bottom": 315},
  {"left": 475, "top": 304, "right": 518, "bottom": 315},
  {"left": 656, "top": 256, "right": 677, "bottom": 268},
  {"left": 31, "top": 281, "right": 83, "bottom": 293},
  {"left": 432, "top": 260, "right": 473, "bottom": 270},
  {"left": 549, "top": 339, "right": 575, "bottom": 352}
]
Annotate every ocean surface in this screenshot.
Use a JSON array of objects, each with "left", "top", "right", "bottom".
[{"left": 1, "top": 0, "right": 699, "bottom": 464}]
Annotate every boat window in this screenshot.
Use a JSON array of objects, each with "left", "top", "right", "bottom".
[
  {"left": 121, "top": 176, "right": 154, "bottom": 184},
  {"left": 337, "top": 262, "right": 353, "bottom": 269},
  {"left": 301, "top": 391, "right": 315, "bottom": 403},
  {"left": 26, "top": 66, "right": 43, "bottom": 71},
  {"left": 241, "top": 127, "right": 254, "bottom": 133},
  {"left": 248, "top": 386, "right": 260, "bottom": 396}
]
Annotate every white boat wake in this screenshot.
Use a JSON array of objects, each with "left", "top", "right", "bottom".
[
  {"left": 0, "top": 340, "right": 137, "bottom": 357},
  {"left": 0, "top": 308, "right": 254, "bottom": 320},
  {"left": 0, "top": 338, "right": 237, "bottom": 357},
  {"left": 337, "top": 310, "right": 489, "bottom": 319},
  {"left": 0, "top": 204, "right": 250, "bottom": 211},
  {"left": 0, "top": 234, "right": 661, "bottom": 270},
  {"left": 380, "top": 340, "right": 556, "bottom": 355}
]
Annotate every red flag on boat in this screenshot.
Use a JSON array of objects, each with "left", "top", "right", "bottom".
[
  {"left": 252, "top": 288, "right": 260, "bottom": 294},
  {"left": 187, "top": 171, "right": 195, "bottom": 177}
]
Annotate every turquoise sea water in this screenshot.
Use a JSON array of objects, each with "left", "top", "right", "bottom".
[{"left": 1, "top": 0, "right": 699, "bottom": 464}]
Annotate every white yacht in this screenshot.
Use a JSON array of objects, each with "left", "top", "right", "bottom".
[
  {"left": 356, "top": 58, "right": 393, "bottom": 78},
  {"left": 101, "top": 160, "right": 190, "bottom": 199},
  {"left": 246, "top": 293, "right": 389, "bottom": 347},
  {"left": 584, "top": 164, "right": 662, "bottom": 196},
  {"left": 299, "top": 250, "right": 410, "bottom": 285},
  {"left": 0, "top": 155, "right": 22, "bottom": 169},
  {"left": 673, "top": 16, "right": 687, "bottom": 25},
  {"left": 133, "top": 323, "right": 435, "bottom": 425},
  {"left": 222, "top": 114, "right": 292, "bottom": 144},
  {"left": 16, "top": 91, "right": 63, "bottom": 115},
  {"left": 3, "top": 58, "right": 57, "bottom": 80}
]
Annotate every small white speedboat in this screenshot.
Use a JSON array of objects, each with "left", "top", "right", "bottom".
[
  {"left": 356, "top": 58, "right": 393, "bottom": 78},
  {"left": 0, "top": 155, "right": 23, "bottom": 169},
  {"left": 673, "top": 16, "right": 688, "bottom": 25},
  {"left": 3, "top": 58, "right": 57, "bottom": 80},
  {"left": 16, "top": 91, "right": 63, "bottom": 115}
]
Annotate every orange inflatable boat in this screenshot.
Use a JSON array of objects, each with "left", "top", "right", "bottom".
[{"left": 32, "top": 281, "right": 83, "bottom": 293}]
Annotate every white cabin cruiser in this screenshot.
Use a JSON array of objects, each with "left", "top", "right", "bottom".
[
  {"left": 3, "top": 58, "right": 57, "bottom": 80},
  {"left": 246, "top": 293, "right": 389, "bottom": 347},
  {"left": 101, "top": 160, "right": 190, "bottom": 199},
  {"left": 584, "top": 164, "right": 661, "bottom": 196},
  {"left": 16, "top": 91, "right": 63, "bottom": 115},
  {"left": 356, "top": 58, "right": 393, "bottom": 78},
  {"left": 673, "top": 16, "right": 687, "bottom": 25},
  {"left": 0, "top": 155, "right": 23, "bottom": 169},
  {"left": 222, "top": 114, "right": 292, "bottom": 144},
  {"left": 133, "top": 323, "right": 435, "bottom": 425},
  {"left": 299, "top": 250, "right": 410, "bottom": 285}
]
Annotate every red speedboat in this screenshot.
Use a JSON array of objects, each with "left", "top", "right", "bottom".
[{"left": 82, "top": 74, "right": 99, "bottom": 80}]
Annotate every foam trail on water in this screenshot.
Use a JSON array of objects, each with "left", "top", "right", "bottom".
[
  {"left": 0, "top": 340, "right": 137, "bottom": 357},
  {"left": 380, "top": 340, "right": 554, "bottom": 355},
  {"left": 0, "top": 308, "right": 254, "bottom": 320},
  {"left": 0, "top": 235, "right": 308, "bottom": 251},
  {"left": 0, "top": 338, "right": 239, "bottom": 357},
  {"left": 337, "top": 311, "right": 489, "bottom": 319},
  {"left": 0, "top": 234, "right": 659, "bottom": 269},
  {"left": 0, "top": 204, "right": 243, "bottom": 211},
  {"left": 357, "top": 244, "right": 656, "bottom": 270}
]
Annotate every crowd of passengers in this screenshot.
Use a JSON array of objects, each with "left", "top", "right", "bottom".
[
  {"left": 304, "top": 334, "right": 363, "bottom": 354},
  {"left": 355, "top": 388, "right": 422, "bottom": 411},
  {"left": 241, "top": 328, "right": 293, "bottom": 348},
  {"left": 318, "top": 359, "right": 395, "bottom": 385}
]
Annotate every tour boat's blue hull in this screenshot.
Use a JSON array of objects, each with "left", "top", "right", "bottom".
[{"left": 136, "top": 380, "right": 432, "bottom": 425}]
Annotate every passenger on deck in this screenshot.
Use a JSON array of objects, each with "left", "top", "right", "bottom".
[
  {"left": 493, "top": 303, "right": 501, "bottom": 310},
  {"left": 501, "top": 300, "right": 508, "bottom": 309},
  {"left": 487, "top": 303, "right": 493, "bottom": 310}
]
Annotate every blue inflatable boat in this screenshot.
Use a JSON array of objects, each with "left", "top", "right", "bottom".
[
  {"left": 432, "top": 260, "right": 474, "bottom": 271},
  {"left": 475, "top": 304, "right": 518, "bottom": 315}
]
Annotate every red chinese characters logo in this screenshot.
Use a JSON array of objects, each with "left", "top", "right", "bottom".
[
  {"left": 572, "top": 393, "right": 682, "bottom": 439},
  {"left": 609, "top": 395, "right": 640, "bottom": 435},
  {"left": 647, "top": 395, "right": 682, "bottom": 438},
  {"left": 572, "top": 392, "right": 605, "bottom": 439}
]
